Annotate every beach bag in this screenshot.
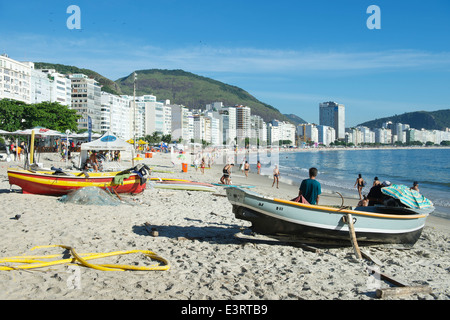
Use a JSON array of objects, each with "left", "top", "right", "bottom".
[{"left": 290, "top": 195, "right": 310, "bottom": 204}]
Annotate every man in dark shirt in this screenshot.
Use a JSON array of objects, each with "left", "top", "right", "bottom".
[{"left": 298, "top": 167, "right": 321, "bottom": 205}]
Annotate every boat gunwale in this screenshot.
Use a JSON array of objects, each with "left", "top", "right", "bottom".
[{"left": 7, "top": 168, "right": 138, "bottom": 180}]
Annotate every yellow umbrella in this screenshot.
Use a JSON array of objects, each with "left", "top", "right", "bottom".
[
  {"left": 127, "top": 139, "right": 134, "bottom": 144},
  {"left": 138, "top": 139, "right": 147, "bottom": 145}
]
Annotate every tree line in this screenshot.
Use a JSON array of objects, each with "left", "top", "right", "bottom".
[{"left": 0, "top": 99, "right": 80, "bottom": 133}]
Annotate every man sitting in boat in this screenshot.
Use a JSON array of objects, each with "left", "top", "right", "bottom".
[
  {"left": 298, "top": 167, "right": 321, "bottom": 205},
  {"left": 85, "top": 151, "right": 100, "bottom": 172},
  {"left": 367, "top": 180, "right": 392, "bottom": 206}
]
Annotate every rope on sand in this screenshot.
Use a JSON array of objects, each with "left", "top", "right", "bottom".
[{"left": 0, "top": 245, "right": 170, "bottom": 271}]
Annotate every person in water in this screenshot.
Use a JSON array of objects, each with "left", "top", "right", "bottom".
[{"left": 410, "top": 181, "right": 420, "bottom": 192}]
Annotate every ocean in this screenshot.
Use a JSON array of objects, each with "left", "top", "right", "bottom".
[{"left": 250, "top": 148, "right": 450, "bottom": 219}]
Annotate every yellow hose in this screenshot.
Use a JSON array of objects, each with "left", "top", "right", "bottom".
[{"left": 0, "top": 245, "right": 170, "bottom": 271}]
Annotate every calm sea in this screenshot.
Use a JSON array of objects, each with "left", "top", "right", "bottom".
[{"left": 253, "top": 148, "right": 450, "bottom": 219}]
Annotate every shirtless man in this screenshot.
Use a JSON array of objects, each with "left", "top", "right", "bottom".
[{"left": 89, "top": 151, "right": 99, "bottom": 172}]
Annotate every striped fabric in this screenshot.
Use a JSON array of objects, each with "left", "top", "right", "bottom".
[{"left": 381, "top": 184, "right": 434, "bottom": 209}]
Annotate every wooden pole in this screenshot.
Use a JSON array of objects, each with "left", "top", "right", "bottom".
[
  {"left": 30, "top": 130, "right": 35, "bottom": 164},
  {"left": 376, "top": 285, "right": 432, "bottom": 299},
  {"left": 346, "top": 214, "right": 362, "bottom": 260}
]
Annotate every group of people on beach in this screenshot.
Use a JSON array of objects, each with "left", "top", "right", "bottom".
[{"left": 354, "top": 174, "right": 421, "bottom": 207}]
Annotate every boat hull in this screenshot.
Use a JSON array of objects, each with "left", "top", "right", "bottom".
[
  {"left": 226, "top": 187, "right": 429, "bottom": 246},
  {"left": 7, "top": 168, "right": 146, "bottom": 196}
]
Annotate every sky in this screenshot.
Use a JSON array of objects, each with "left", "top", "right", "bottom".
[{"left": 1, "top": 0, "right": 449, "bottom": 126}]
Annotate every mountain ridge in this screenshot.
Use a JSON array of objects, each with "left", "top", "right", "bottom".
[{"left": 357, "top": 109, "right": 450, "bottom": 131}]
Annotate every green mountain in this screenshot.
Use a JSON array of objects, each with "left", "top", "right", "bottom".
[
  {"left": 358, "top": 109, "right": 450, "bottom": 131},
  {"left": 33, "top": 63, "right": 299, "bottom": 124},
  {"left": 283, "top": 113, "right": 308, "bottom": 126},
  {"left": 115, "top": 69, "right": 292, "bottom": 123}
]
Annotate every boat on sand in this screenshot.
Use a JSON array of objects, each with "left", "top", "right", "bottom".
[
  {"left": 7, "top": 164, "right": 151, "bottom": 196},
  {"left": 226, "top": 187, "right": 432, "bottom": 246}
]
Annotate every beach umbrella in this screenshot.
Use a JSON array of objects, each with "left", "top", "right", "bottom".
[{"left": 381, "top": 184, "right": 434, "bottom": 209}]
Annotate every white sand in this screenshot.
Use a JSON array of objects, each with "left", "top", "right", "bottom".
[{"left": 0, "top": 151, "right": 448, "bottom": 300}]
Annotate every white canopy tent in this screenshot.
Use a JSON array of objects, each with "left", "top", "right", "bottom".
[{"left": 78, "top": 131, "right": 135, "bottom": 169}]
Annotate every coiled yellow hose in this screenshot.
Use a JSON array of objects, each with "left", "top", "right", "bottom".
[{"left": 0, "top": 245, "right": 170, "bottom": 271}]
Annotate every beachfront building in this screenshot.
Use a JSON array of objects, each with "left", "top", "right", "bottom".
[
  {"left": 270, "top": 120, "right": 296, "bottom": 146},
  {"left": 70, "top": 74, "right": 102, "bottom": 132},
  {"left": 374, "top": 127, "right": 392, "bottom": 144},
  {"left": 319, "top": 101, "right": 345, "bottom": 140},
  {"left": 0, "top": 54, "right": 32, "bottom": 104},
  {"left": 138, "top": 95, "right": 165, "bottom": 136},
  {"left": 171, "top": 104, "right": 192, "bottom": 142},
  {"left": 250, "top": 115, "right": 267, "bottom": 146},
  {"left": 317, "top": 125, "right": 336, "bottom": 146},
  {"left": 38, "top": 69, "right": 72, "bottom": 107},
  {"left": 100, "top": 92, "right": 132, "bottom": 139},
  {"left": 26, "top": 63, "right": 52, "bottom": 104},
  {"left": 235, "top": 105, "right": 251, "bottom": 142},
  {"left": 219, "top": 106, "right": 237, "bottom": 146},
  {"left": 267, "top": 123, "right": 281, "bottom": 146},
  {"left": 205, "top": 111, "right": 221, "bottom": 146},
  {"left": 163, "top": 103, "right": 172, "bottom": 135}
]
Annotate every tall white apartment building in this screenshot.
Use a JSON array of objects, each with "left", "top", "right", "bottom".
[
  {"left": 374, "top": 128, "right": 392, "bottom": 144},
  {"left": 26, "top": 63, "right": 52, "bottom": 104},
  {"left": 317, "top": 125, "right": 336, "bottom": 146},
  {"left": 219, "top": 106, "right": 237, "bottom": 146},
  {"left": 235, "top": 105, "right": 251, "bottom": 141},
  {"left": 267, "top": 123, "right": 281, "bottom": 146},
  {"left": 319, "top": 101, "right": 345, "bottom": 140},
  {"left": 70, "top": 74, "right": 102, "bottom": 132},
  {"left": 205, "top": 111, "right": 221, "bottom": 146},
  {"left": 163, "top": 103, "right": 172, "bottom": 135},
  {"left": 101, "top": 92, "right": 132, "bottom": 139},
  {"left": 171, "top": 104, "right": 192, "bottom": 142},
  {"left": 270, "top": 120, "right": 295, "bottom": 146},
  {"left": 0, "top": 54, "right": 31, "bottom": 103},
  {"left": 39, "top": 69, "right": 72, "bottom": 107}
]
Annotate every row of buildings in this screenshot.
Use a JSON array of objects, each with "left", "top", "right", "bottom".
[
  {"left": 0, "top": 53, "right": 296, "bottom": 146},
  {"left": 2, "top": 53, "right": 448, "bottom": 147},
  {"left": 299, "top": 102, "right": 450, "bottom": 146}
]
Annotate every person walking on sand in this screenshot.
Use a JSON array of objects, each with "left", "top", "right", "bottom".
[
  {"left": 272, "top": 165, "right": 280, "bottom": 188},
  {"left": 257, "top": 160, "right": 261, "bottom": 174},
  {"left": 354, "top": 173, "right": 366, "bottom": 200},
  {"left": 200, "top": 158, "right": 205, "bottom": 174},
  {"left": 298, "top": 167, "right": 321, "bottom": 205},
  {"left": 244, "top": 161, "right": 250, "bottom": 178}
]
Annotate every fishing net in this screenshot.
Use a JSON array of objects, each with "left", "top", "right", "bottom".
[{"left": 58, "top": 187, "right": 122, "bottom": 206}]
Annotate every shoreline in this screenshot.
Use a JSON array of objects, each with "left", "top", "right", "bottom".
[{"left": 0, "top": 152, "right": 449, "bottom": 300}]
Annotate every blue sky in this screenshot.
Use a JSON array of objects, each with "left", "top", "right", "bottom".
[{"left": 1, "top": 0, "right": 449, "bottom": 126}]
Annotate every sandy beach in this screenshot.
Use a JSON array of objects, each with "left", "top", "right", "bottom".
[{"left": 0, "top": 151, "right": 449, "bottom": 301}]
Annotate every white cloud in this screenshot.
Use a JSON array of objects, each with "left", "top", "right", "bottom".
[{"left": 3, "top": 32, "right": 450, "bottom": 79}]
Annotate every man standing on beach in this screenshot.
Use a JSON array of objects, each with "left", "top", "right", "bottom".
[{"left": 298, "top": 167, "right": 321, "bottom": 205}]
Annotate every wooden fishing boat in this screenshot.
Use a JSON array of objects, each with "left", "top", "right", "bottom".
[
  {"left": 7, "top": 165, "right": 150, "bottom": 196},
  {"left": 226, "top": 187, "right": 432, "bottom": 246}
]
